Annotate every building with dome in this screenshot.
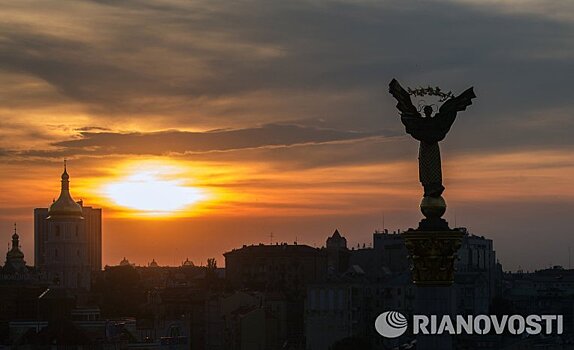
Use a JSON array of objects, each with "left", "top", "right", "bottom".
[
  {"left": 119, "top": 257, "right": 134, "bottom": 267},
  {"left": 4, "top": 224, "right": 28, "bottom": 275},
  {"left": 182, "top": 258, "right": 194, "bottom": 267},
  {"left": 0, "top": 224, "right": 50, "bottom": 287},
  {"left": 34, "top": 162, "right": 102, "bottom": 289}
]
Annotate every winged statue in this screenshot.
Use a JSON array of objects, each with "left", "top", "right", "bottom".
[{"left": 389, "top": 78, "right": 476, "bottom": 198}]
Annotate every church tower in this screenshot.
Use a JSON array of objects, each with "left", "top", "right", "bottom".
[
  {"left": 44, "top": 161, "right": 91, "bottom": 289},
  {"left": 4, "top": 224, "right": 28, "bottom": 274}
]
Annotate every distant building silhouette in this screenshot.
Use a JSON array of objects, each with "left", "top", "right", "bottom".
[
  {"left": 454, "top": 228, "right": 502, "bottom": 315},
  {"left": 33, "top": 162, "right": 101, "bottom": 289},
  {"left": 2, "top": 220, "right": 554, "bottom": 349},
  {"left": 224, "top": 242, "right": 327, "bottom": 291},
  {"left": 303, "top": 228, "right": 502, "bottom": 350},
  {"left": 326, "top": 229, "right": 350, "bottom": 275},
  {"left": 0, "top": 224, "right": 47, "bottom": 287},
  {"left": 4, "top": 224, "right": 28, "bottom": 274},
  {"left": 373, "top": 229, "right": 410, "bottom": 272},
  {"left": 182, "top": 257, "right": 194, "bottom": 267},
  {"left": 224, "top": 242, "right": 329, "bottom": 346},
  {"left": 306, "top": 266, "right": 373, "bottom": 350},
  {"left": 326, "top": 229, "right": 347, "bottom": 249},
  {"left": 503, "top": 266, "right": 574, "bottom": 331}
]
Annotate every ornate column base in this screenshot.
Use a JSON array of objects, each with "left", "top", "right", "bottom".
[{"left": 403, "top": 229, "right": 463, "bottom": 286}]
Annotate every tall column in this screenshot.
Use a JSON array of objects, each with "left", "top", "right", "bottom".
[
  {"left": 414, "top": 286, "right": 454, "bottom": 349},
  {"left": 388, "top": 78, "right": 475, "bottom": 350},
  {"left": 402, "top": 198, "right": 463, "bottom": 350}
]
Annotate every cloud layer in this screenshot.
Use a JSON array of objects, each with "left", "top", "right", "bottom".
[{"left": 1, "top": 0, "right": 573, "bottom": 270}]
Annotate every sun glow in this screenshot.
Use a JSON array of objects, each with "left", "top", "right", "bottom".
[{"left": 102, "top": 164, "right": 208, "bottom": 216}]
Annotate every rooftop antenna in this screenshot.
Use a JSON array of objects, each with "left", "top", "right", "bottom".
[
  {"left": 569, "top": 246, "right": 571, "bottom": 269},
  {"left": 269, "top": 232, "right": 274, "bottom": 245}
]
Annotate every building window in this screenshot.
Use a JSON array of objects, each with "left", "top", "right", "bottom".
[
  {"left": 75, "top": 225, "right": 79, "bottom": 236},
  {"left": 55, "top": 249, "right": 59, "bottom": 260},
  {"left": 55, "top": 226, "right": 60, "bottom": 237}
]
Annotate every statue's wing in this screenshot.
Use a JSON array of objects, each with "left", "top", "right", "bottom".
[
  {"left": 432, "top": 87, "right": 476, "bottom": 141},
  {"left": 389, "top": 79, "right": 420, "bottom": 118},
  {"left": 389, "top": 79, "right": 428, "bottom": 141}
]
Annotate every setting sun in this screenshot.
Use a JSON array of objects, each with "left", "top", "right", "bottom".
[{"left": 102, "top": 165, "right": 207, "bottom": 216}]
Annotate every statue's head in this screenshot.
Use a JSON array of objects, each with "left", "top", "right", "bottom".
[{"left": 423, "top": 105, "right": 433, "bottom": 118}]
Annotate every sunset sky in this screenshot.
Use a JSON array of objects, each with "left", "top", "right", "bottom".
[{"left": 1, "top": 0, "right": 573, "bottom": 271}]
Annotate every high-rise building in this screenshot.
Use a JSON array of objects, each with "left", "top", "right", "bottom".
[
  {"left": 34, "top": 162, "right": 102, "bottom": 289},
  {"left": 81, "top": 204, "right": 102, "bottom": 272}
]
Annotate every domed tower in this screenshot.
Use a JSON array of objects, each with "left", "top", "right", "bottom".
[
  {"left": 4, "top": 223, "right": 28, "bottom": 274},
  {"left": 119, "top": 257, "right": 132, "bottom": 267},
  {"left": 44, "top": 161, "right": 91, "bottom": 289},
  {"left": 182, "top": 258, "right": 194, "bottom": 267}
]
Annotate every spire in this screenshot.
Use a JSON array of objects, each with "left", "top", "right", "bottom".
[
  {"left": 6, "top": 222, "right": 25, "bottom": 270},
  {"left": 48, "top": 160, "right": 83, "bottom": 218},
  {"left": 120, "top": 257, "right": 131, "bottom": 266},
  {"left": 61, "top": 159, "right": 70, "bottom": 189},
  {"left": 12, "top": 223, "right": 18, "bottom": 242},
  {"left": 12, "top": 225, "right": 19, "bottom": 250},
  {"left": 182, "top": 257, "right": 194, "bottom": 266}
]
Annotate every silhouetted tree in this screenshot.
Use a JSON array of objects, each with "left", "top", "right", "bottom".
[{"left": 206, "top": 258, "right": 217, "bottom": 284}]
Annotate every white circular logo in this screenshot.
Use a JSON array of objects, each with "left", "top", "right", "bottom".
[{"left": 375, "top": 311, "right": 408, "bottom": 338}]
